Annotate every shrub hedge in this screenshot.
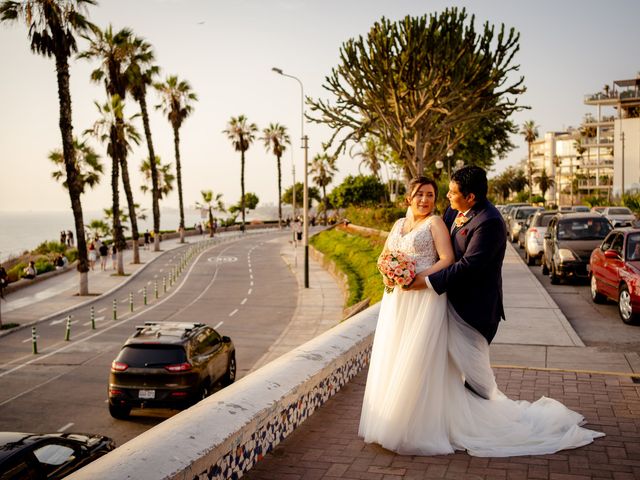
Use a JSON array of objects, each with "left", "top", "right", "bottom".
[{"left": 310, "top": 228, "right": 386, "bottom": 306}]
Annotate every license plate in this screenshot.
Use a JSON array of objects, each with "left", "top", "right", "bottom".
[{"left": 139, "top": 389, "right": 155, "bottom": 399}]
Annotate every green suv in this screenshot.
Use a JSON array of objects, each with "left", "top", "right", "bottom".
[{"left": 108, "top": 322, "right": 236, "bottom": 419}]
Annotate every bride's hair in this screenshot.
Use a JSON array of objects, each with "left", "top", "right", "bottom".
[{"left": 405, "top": 176, "right": 438, "bottom": 205}]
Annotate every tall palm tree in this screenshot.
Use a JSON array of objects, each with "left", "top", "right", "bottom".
[
  {"left": 520, "top": 120, "right": 539, "bottom": 203},
  {"left": 155, "top": 75, "right": 198, "bottom": 243},
  {"left": 534, "top": 168, "right": 555, "bottom": 203},
  {"left": 223, "top": 115, "right": 257, "bottom": 232},
  {"left": 49, "top": 138, "right": 103, "bottom": 191},
  {"left": 261, "top": 123, "right": 290, "bottom": 228},
  {"left": 80, "top": 25, "right": 144, "bottom": 263},
  {"left": 350, "top": 136, "right": 386, "bottom": 179},
  {"left": 86, "top": 95, "right": 140, "bottom": 274},
  {"left": 140, "top": 156, "right": 174, "bottom": 199},
  {"left": 1, "top": 0, "right": 97, "bottom": 295},
  {"left": 310, "top": 153, "right": 338, "bottom": 225},
  {"left": 196, "top": 190, "right": 225, "bottom": 237},
  {"left": 126, "top": 34, "right": 162, "bottom": 251}
]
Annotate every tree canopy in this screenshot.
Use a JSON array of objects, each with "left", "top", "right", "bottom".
[
  {"left": 328, "top": 175, "right": 387, "bottom": 208},
  {"left": 308, "top": 8, "right": 525, "bottom": 180}
]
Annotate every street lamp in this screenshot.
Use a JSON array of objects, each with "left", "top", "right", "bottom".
[
  {"left": 272, "top": 67, "right": 310, "bottom": 288},
  {"left": 435, "top": 149, "right": 463, "bottom": 179}
]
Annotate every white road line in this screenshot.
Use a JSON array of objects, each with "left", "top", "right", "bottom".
[
  {"left": 147, "top": 280, "right": 152, "bottom": 285},
  {"left": 247, "top": 288, "right": 252, "bottom": 295},
  {"left": 120, "top": 298, "right": 128, "bottom": 304},
  {"left": 50, "top": 318, "right": 65, "bottom": 326},
  {"left": 249, "top": 269, "right": 252, "bottom": 274},
  {"left": 159, "top": 268, "right": 164, "bottom": 272},
  {"left": 229, "top": 309, "right": 238, "bottom": 317},
  {"left": 137, "top": 288, "right": 144, "bottom": 293},
  {"left": 240, "top": 298, "right": 247, "bottom": 305},
  {"left": 21, "top": 337, "right": 38, "bottom": 343},
  {"left": 250, "top": 274, "right": 253, "bottom": 279},
  {"left": 0, "top": 372, "right": 66, "bottom": 407},
  {"left": 95, "top": 316, "right": 105, "bottom": 322},
  {"left": 214, "top": 321, "right": 224, "bottom": 329},
  {"left": 97, "top": 308, "right": 106, "bottom": 313},
  {"left": 58, "top": 422, "right": 74, "bottom": 432},
  {"left": 250, "top": 281, "right": 254, "bottom": 286}
]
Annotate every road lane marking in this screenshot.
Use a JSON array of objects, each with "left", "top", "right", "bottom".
[
  {"left": 229, "top": 309, "right": 238, "bottom": 317},
  {"left": 97, "top": 308, "right": 106, "bottom": 313},
  {"left": 0, "top": 372, "right": 67, "bottom": 407},
  {"left": 241, "top": 298, "right": 247, "bottom": 305},
  {"left": 50, "top": 318, "right": 65, "bottom": 326},
  {"left": 247, "top": 288, "right": 252, "bottom": 295},
  {"left": 22, "top": 336, "right": 39, "bottom": 343},
  {"left": 214, "top": 321, "right": 224, "bottom": 329},
  {"left": 250, "top": 281, "right": 254, "bottom": 286},
  {"left": 250, "top": 274, "right": 253, "bottom": 279},
  {"left": 137, "top": 288, "right": 144, "bottom": 293},
  {"left": 58, "top": 423, "right": 74, "bottom": 432}
]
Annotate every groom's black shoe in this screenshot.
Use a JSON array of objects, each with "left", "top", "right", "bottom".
[{"left": 464, "top": 381, "right": 489, "bottom": 400}]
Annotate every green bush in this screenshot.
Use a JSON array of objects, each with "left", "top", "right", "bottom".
[
  {"left": 311, "top": 229, "right": 385, "bottom": 306},
  {"left": 34, "top": 257, "right": 54, "bottom": 275},
  {"left": 343, "top": 205, "right": 405, "bottom": 232},
  {"left": 34, "top": 241, "right": 67, "bottom": 256},
  {"left": 66, "top": 248, "right": 78, "bottom": 263},
  {"left": 7, "top": 262, "right": 26, "bottom": 282}
]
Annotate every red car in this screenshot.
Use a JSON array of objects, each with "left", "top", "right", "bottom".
[{"left": 589, "top": 228, "right": 640, "bottom": 324}]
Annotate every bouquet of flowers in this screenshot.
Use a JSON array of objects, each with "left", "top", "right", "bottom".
[{"left": 377, "top": 251, "right": 417, "bottom": 293}]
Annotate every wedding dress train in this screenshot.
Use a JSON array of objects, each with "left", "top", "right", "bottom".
[{"left": 358, "top": 217, "right": 604, "bottom": 456}]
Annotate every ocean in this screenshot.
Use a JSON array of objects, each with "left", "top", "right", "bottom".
[{"left": 0, "top": 209, "right": 206, "bottom": 261}]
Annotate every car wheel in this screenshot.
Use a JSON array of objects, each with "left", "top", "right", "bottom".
[
  {"left": 618, "top": 284, "right": 637, "bottom": 324},
  {"left": 550, "top": 262, "right": 560, "bottom": 285},
  {"left": 525, "top": 250, "right": 535, "bottom": 266},
  {"left": 109, "top": 403, "right": 131, "bottom": 420},
  {"left": 199, "top": 381, "right": 211, "bottom": 400},
  {"left": 221, "top": 353, "right": 236, "bottom": 386},
  {"left": 541, "top": 255, "right": 549, "bottom": 275},
  {"left": 590, "top": 275, "right": 606, "bottom": 304}
]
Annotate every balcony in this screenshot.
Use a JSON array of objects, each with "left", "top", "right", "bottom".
[
  {"left": 581, "top": 137, "right": 614, "bottom": 146},
  {"left": 584, "top": 91, "right": 619, "bottom": 105},
  {"left": 582, "top": 115, "right": 615, "bottom": 125}
]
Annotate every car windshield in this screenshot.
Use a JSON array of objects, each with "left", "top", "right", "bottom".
[
  {"left": 536, "top": 214, "right": 555, "bottom": 227},
  {"left": 609, "top": 208, "right": 632, "bottom": 215},
  {"left": 557, "top": 218, "right": 612, "bottom": 240},
  {"left": 515, "top": 208, "right": 537, "bottom": 219},
  {"left": 626, "top": 233, "right": 640, "bottom": 260},
  {"left": 116, "top": 345, "right": 187, "bottom": 367}
]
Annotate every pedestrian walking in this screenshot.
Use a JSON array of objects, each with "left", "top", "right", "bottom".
[
  {"left": 67, "top": 229, "right": 74, "bottom": 247},
  {"left": 60, "top": 230, "right": 66, "bottom": 245},
  {"left": 111, "top": 245, "right": 117, "bottom": 270},
  {"left": 99, "top": 243, "right": 109, "bottom": 270}
]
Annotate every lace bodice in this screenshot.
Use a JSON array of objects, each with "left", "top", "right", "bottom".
[{"left": 386, "top": 217, "right": 439, "bottom": 273}]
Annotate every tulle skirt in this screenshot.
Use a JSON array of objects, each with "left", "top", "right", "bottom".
[{"left": 358, "top": 287, "right": 604, "bottom": 457}]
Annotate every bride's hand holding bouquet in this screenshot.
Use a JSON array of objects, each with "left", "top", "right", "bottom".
[{"left": 377, "top": 251, "right": 416, "bottom": 293}]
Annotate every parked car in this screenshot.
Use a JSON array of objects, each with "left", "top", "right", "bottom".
[
  {"left": 501, "top": 202, "right": 529, "bottom": 222},
  {"left": 591, "top": 206, "right": 606, "bottom": 215},
  {"left": 599, "top": 206, "right": 636, "bottom": 228},
  {"left": 0, "top": 432, "right": 114, "bottom": 479},
  {"left": 522, "top": 210, "right": 558, "bottom": 265},
  {"left": 508, "top": 206, "right": 543, "bottom": 242},
  {"left": 572, "top": 205, "right": 590, "bottom": 213},
  {"left": 541, "top": 213, "right": 613, "bottom": 284},
  {"left": 589, "top": 228, "right": 640, "bottom": 324},
  {"left": 108, "top": 322, "right": 236, "bottom": 419}
]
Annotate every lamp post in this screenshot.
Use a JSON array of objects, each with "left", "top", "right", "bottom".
[
  {"left": 272, "top": 67, "right": 310, "bottom": 288},
  {"left": 621, "top": 131, "right": 626, "bottom": 198},
  {"left": 435, "top": 149, "right": 463, "bottom": 180}
]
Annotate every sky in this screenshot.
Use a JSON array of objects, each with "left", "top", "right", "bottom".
[{"left": 1, "top": 0, "right": 640, "bottom": 215}]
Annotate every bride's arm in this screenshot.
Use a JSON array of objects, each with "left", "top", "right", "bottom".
[{"left": 404, "top": 216, "right": 454, "bottom": 290}]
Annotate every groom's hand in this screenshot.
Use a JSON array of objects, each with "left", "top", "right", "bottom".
[{"left": 404, "top": 274, "right": 427, "bottom": 291}]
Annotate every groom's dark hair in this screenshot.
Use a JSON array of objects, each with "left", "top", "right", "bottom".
[{"left": 451, "top": 166, "right": 488, "bottom": 202}]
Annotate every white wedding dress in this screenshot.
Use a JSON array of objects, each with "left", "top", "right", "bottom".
[{"left": 359, "top": 216, "right": 604, "bottom": 457}]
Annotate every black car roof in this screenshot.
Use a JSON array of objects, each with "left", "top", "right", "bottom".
[
  {"left": 124, "top": 322, "right": 208, "bottom": 346},
  {"left": 0, "top": 432, "right": 96, "bottom": 462}
]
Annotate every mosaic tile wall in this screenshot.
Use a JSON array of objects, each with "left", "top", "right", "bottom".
[{"left": 188, "top": 343, "right": 373, "bottom": 480}]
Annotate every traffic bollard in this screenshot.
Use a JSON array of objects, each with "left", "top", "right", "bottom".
[
  {"left": 64, "top": 316, "right": 71, "bottom": 341},
  {"left": 163, "top": 277, "right": 167, "bottom": 293},
  {"left": 113, "top": 299, "right": 117, "bottom": 320},
  {"left": 129, "top": 292, "right": 134, "bottom": 312},
  {"left": 90, "top": 306, "right": 95, "bottom": 330},
  {"left": 154, "top": 280, "right": 158, "bottom": 299},
  {"left": 31, "top": 327, "right": 37, "bottom": 354},
  {"left": 143, "top": 286, "right": 147, "bottom": 306}
]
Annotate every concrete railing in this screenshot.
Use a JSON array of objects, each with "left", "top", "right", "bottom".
[{"left": 67, "top": 304, "right": 379, "bottom": 480}]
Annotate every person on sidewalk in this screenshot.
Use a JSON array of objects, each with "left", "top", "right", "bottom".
[
  {"left": 0, "top": 266, "right": 8, "bottom": 298},
  {"left": 359, "top": 172, "right": 604, "bottom": 458},
  {"left": 22, "top": 261, "right": 37, "bottom": 280},
  {"left": 99, "top": 243, "right": 109, "bottom": 270}
]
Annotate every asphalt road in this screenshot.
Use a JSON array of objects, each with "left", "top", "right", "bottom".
[
  {"left": 510, "top": 239, "right": 640, "bottom": 351},
  {"left": 0, "top": 231, "right": 296, "bottom": 445}
]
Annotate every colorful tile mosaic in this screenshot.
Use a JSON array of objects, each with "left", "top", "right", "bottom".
[{"left": 190, "top": 343, "right": 373, "bottom": 480}]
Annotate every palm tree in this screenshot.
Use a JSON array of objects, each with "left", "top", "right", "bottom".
[
  {"left": 196, "top": 190, "right": 225, "bottom": 237},
  {"left": 80, "top": 25, "right": 144, "bottom": 263},
  {"left": 261, "top": 123, "right": 290, "bottom": 228},
  {"left": 310, "top": 153, "right": 338, "bottom": 225},
  {"left": 223, "top": 115, "right": 257, "bottom": 232},
  {"left": 49, "top": 138, "right": 103, "bottom": 191},
  {"left": 350, "top": 136, "right": 386, "bottom": 179},
  {"left": 520, "top": 120, "right": 539, "bottom": 203},
  {"left": 155, "top": 75, "right": 198, "bottom": 243},
  {"left": 534, "top": 168, "right": 555, "bottom": 203},
  {"left": 86, "top": 95, "right": 140, "bottom": 275},
  {"left": 126, "top": 34, "right": 162, "bottom": 251},
  {"left": 86, "top": 219, "right": 110, "bottom": 238},
  {"left": 1, "top": 0, "right": 97, "bottom": 295},
  {"left": 140, "top": 156, "right": 175, "bottom": 199}
]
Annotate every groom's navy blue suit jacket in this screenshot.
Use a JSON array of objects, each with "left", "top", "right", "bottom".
[{"left": 428, "top": 199, "right": 507, "bottom": 344}]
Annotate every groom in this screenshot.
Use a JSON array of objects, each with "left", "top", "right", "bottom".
[{"left": 427, "top": 165, "right": 507, "bottom": 344}]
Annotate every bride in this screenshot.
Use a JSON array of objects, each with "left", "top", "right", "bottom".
[{"left": 358, "top": 176, "right": 604, "bottom": 457}]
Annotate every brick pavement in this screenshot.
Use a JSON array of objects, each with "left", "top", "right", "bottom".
[{"left": 244, "top": 366, "right": 640, "bottom": 480}]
